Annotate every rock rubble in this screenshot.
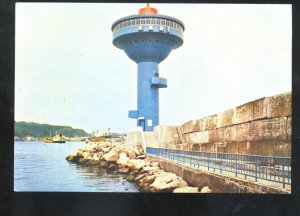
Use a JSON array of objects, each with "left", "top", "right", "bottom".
[{"left": 66, "top": 140, "right": 212, "bottom": 193}]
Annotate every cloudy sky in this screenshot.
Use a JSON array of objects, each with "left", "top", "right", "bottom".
[{"left": 15, "top": 3, "right": 291, "bottom": 133}]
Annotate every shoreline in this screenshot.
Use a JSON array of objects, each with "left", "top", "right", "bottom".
[{"left": 66, "top": 139, "right": 212, "bottom": 193}]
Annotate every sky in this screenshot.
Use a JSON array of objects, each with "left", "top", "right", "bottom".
[{"left": 15, "top": 3, "right": 292, "bottom": 133}]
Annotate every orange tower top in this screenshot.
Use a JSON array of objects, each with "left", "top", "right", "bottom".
[{"left": 138, "top": 3, "right": 158, "bottom": 14}]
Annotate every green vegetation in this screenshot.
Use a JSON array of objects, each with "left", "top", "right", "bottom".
[{"left": 14, "top": 121, "right": 91, "bottom": 138}]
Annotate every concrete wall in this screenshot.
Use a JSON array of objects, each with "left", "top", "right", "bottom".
[{"left": 149, "top": 92, "right": 291, "bottom": 156}]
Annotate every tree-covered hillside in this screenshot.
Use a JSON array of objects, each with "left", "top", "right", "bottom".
[{"left": 14, "top": 121, "right": 91, "bottom": 138}]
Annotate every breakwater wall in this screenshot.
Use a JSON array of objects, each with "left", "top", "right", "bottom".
[
  {"left": 141, "top": 92, "right": 291, "bottom": 157},
  {"left": 66, "top": 140, "right": 212, "bottom": 193}
]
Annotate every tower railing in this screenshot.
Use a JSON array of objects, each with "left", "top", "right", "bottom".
[
  {"left": 146, "top": 147, "right": 291, "bottom": 189},
  {"left": 112, "top": 17, "right": 184, "bottom": 32}
]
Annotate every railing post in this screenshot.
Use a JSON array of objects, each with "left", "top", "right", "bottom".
[
  {"left": 220, "top": 154, "right": 221, "bottom": 174},
  {"left": 255, "top": 156, "right": 258, "bottom": 182},
  {"left": 198, "top": 151, "right": 200, "bottom": 168},
  {"left": 208, "top": 153, "right": 210, "bottom": 171},
  {"left": 282, "top": 159, "right": 285, "bottom": 189},
  {"left": 173, "top": 149, "right": 175, "bottom": 161},
  {"left": 235, "top": 154, "right": 238, "bottom": 177},
  {"left": 213, "top": 153, "right": 216, "bottom": 172},
  {"left": 244, "top": 155, "right": 247, "bottom": 180},
  {"left": 165, "top": 148, "right": 167, "bottom": 159}
]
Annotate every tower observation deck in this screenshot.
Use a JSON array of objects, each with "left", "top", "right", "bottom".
[{"left": 112, "top": 4, "right": 184, "bottom": 131}]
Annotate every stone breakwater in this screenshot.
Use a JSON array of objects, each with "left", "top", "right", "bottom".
[{"left": 66, "top": 140, "right": 212, "bottom": 193}]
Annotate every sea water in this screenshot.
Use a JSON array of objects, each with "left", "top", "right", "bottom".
[{"left": 14, "top": 141, "right": 139, "bottom": 192}]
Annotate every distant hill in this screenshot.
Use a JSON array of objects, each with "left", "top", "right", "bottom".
[{"left": 14, "top": 121, "right": 91, "bottom": 138}]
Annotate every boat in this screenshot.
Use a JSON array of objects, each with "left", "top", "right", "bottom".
[
  {"left": 88, "top": 129, "right": 112, "bottom": 142},
  {"left": 44, "top": 132, "right": 66, "bottom": 143}
]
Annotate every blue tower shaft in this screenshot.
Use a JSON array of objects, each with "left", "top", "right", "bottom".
[
  {"left": 137, "top": 62, "right": 159, "bottom": 131},
  {"left": 112, "top": 11, "right": 184, "bottom": 131}
]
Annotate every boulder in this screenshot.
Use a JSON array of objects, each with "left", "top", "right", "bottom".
[
  {"left": 66, "top": 153, "right": 77, "bottom": 162},
  {"left": 126, "top": 175, "right": 136, "bottom": 182},
  {"left": 148, "top": 169, "right": 165, "bottom": 177},
  {"left": 90, "top": 160, "right": 100, "bottom": 165},
  {"left": 200, "top": 186, "right": 212, "bottom": 193},
  {"left": 100, "top": 146, "right": 112, "bottom": 153},
  {"left": 117, "top": 155, "right": 130, "bottom": 167},
  {"left": 119, "top": 167, "right": 130, "bottom": 174},
  {"left": 96, "top": 152, "right": 103, "bottom": 159},
  {"left": 129, "top": 170, "right": 139, "bottom": 177},
  {"left": 149, "top": 172, "right": 188, "bottom": 192},
  {"left": 82, "top": 152, "right": 90, "bottom": 159},
  {"left": 150, "top": 161, "right": 159, "bottom": 167},
  {"left": 102, "top": 150, "right": 119, "bottom": 162},
  {"left": 149, "top": 181, "right": 179, "bottom": 192},
  {"left": 137, "top": 155, "right": 146, "bottom": 160},
  {"left": 78, "top": 158, "right": 88, "bottom": 165},
  {"left": 128, "top": 150, "right": 137, "bottom": 159},
  {"left": 145, "top": 161, "right": 151, "bottom": 167},
  {"left": 99, "top": 160, "right": 108, "bottom": 167},
  {"left": 107, "top": 163, "right": 118, "bottom": 170},
  {"left": 140, "top": 183, "right": 151, "bottom": 192},
  {"left": 76, "top": 151, "right": 84, "bottom": 158},
  {"left": 136, "top": 146, "right": 144, "bottom": 155},
  {"left": 173, "top": 187, "right": 199, "bottom": 193},
  {"left": 139, "top": 175, "right": 157, "bottom": 184},
  {"left": 143, "top": 166, "right": 160, "bottom": 172},
  {"left": 127, "top": 159, "right": 146, "bottom": 170},
  {"left": 125, "top": 161, "right": 135, "bottom": 170},
  {"left": 134, "top": 173, "right": 147, "bottom": 181},
  {"left": 119, "top": 152, "right": 127, "bottom": 158},
  {"left": 115, "top": 147, "right": 129, "bottom": 156},
  {"left": 92, "top": 154, "right": 100, "bottom": 161},
  {"left": 130, "top": 147, "right": 141, "bottom": 156}
]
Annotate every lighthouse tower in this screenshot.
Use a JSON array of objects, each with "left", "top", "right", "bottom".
[{"left": 112, "top": 4, "right": 184, "bottom": 131}]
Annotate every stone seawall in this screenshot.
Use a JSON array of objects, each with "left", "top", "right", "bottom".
[{"left": 145, "top": 92, "right": 291, "bottom": 156}]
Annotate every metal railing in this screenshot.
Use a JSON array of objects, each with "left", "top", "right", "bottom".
[{"left": 146, "top": 147, "right": 291, "bottom": 188}]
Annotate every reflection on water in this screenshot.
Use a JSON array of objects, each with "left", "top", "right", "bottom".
[{"left": 14, "top": 141, "right": 139, "bottom": 192}]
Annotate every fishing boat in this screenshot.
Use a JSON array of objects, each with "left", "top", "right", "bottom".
[
  {"left": 88, "top": 129, "right": 112, "bottom": 142},
  {"left": 44, "top": 132, "right": 66, "bottom": 143}
]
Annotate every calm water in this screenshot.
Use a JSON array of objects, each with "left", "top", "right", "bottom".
[{"left": 14, "top": 141, "right": 140, "bottom": 192}]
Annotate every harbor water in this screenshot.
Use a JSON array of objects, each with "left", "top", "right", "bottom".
[{"left": 14, "top": 141, "right": 140, "bottom": 192}]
